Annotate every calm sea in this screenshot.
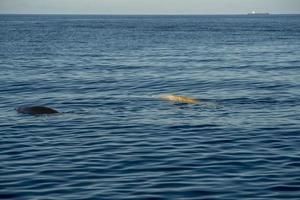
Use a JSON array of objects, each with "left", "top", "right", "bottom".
[{"left": 0, "top": 15, "right": 300, "bottom": 199}]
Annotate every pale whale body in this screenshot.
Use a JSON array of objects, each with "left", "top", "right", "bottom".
[
  {"left": 16, "top": 106, "right": 59, "bottom": 115},
  {"left": 159, "top": 94, "right": 199, "bottom": 104}
]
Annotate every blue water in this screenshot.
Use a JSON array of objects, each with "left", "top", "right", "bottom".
[{"left": 1, "top": 15, "right": 300, "bottom": 199}]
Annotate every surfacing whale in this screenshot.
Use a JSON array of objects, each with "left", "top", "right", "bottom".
[
  {"left": 16, "top": 106, "right": 59, "bottom": 115},
  {"left": 159, "top": 94, "right": 199, "bottom": 104}
]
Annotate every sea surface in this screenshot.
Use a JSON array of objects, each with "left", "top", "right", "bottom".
[{"left": 0, "top": 15, "right": 300, "bottom": 199}]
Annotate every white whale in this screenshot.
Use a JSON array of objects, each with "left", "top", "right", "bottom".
[{"left": 159, "top": 94, "right": 199, "bottom": 104}]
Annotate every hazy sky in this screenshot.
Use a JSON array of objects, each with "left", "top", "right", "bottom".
[{"left": 0, "top": 0, "right": 299, "bottom": 14}]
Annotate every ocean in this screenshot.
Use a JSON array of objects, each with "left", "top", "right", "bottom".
[{"left": 0, "top": 14, "right": 300, "bottom": 199}]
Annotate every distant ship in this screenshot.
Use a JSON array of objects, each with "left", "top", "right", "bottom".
[{"left": 247, "top": 11, "right": 270, "bottom": 16}]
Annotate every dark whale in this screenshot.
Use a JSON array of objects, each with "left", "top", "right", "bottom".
[{"left": 16, "top": 106, "right": 59, "bottom": 115}]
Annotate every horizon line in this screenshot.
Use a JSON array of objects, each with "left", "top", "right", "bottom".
[{"left": 0, "top": 12, "right": 300, "bottom": 16}]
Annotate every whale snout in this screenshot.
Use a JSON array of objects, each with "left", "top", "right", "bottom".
[{"left": 16, "top": 106, "right": 59, "bottom": 115}]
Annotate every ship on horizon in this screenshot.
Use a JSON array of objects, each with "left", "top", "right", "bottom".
[{"left": 247, "top": 11, "right": 270, "bottom": 15}]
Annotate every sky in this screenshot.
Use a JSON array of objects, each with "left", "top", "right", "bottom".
[{"left": 0, "top": 0, "right": 299, "bottom": 14}]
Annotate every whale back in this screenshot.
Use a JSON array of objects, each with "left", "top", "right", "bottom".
[
  {"left": 16, "top": 106, "right": 59, "bottom": 115},
  {"left": 159, "top": 95, "right": 199, "bottom": 104}
]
